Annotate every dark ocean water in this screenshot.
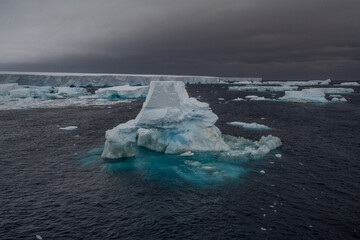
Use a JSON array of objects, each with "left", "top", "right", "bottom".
[{"left": 1, "top": 84, "right": 360, "bottom": 239}]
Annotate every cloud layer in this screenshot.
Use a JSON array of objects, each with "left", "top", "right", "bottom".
[{"left": 1, "top": 0, "right": 359, "bottom": 79}]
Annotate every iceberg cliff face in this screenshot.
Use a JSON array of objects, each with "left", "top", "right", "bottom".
[{"left": 101, "top": 81, "right": 229, "bottom": 158}]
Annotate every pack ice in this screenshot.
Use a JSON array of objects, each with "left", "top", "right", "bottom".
[{"left": 101, "top": 81, "right": 282, "bottom": 159}]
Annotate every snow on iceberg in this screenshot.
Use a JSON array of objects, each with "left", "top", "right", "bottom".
[
  {"left": 95, "top": 85, "right": 149, "bottom": 99},
  {"left": 0, "top": 83, "right": 18, "bottom": 96},
  {"left": 229, "top": 85, "right": 298, "bottom": 92},
  {"left": 228, "top": 122, "right": 271, "bottom": 130},
  {"left": 101, "top": 81, "right": 282, "bottom": 159}
]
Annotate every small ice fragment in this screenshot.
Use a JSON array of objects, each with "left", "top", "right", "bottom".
[
  {"left": 274, "top": 210, "right": 277, "bottom": 213},
  {"left": 275, "top": 154, "right": 282, "bottom": 158},
  {"left": 269, "top": 205, "right": 274, "bottom": 208},
  {"left": 232, "top": 97, "right": 244, "bottom": 101},
  {"left": 261, "top": 117, "right": 265, "bottom": 119},
  {"left": 59, "top": 126, "right": 78, "bottom": 130},
  {"left": 218, "top": 98, "right": 224, "bottom": 100},
  {"left": 180, "top": 151, "right": 194, "bottom": 156},
  {"left": 260, "top": 227, "right": 267, "bottom": 231},
  {"left": 269, "top": 161, "right": 274, "bottom": 164},
  {"left": 36, "top": 235, "right": 43, "bottom": 240},
  {"left": 202, "top": 166, "right": 215, "bottom": 170},
  {"left": 299, "top": 162, "right": 303, "bottom": 165},
  {"left": 309, "top": 225, "right": 313, "bottom": 228},
  {"left": 260, "top": 170, "right": 266, "bottom": 174},
  {"left": 263, "top": 214, "right": 266, "bottom": 217}
]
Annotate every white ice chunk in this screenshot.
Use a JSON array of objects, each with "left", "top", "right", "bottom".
[
  {"left": 180, "top": 151, "right": 195, "bottom": 156},
  {"left": 275, "top": 154, "right": 282, "bottom": 158},
  {"left": 59, "top": 126, "right": 78, "bottom": 130},
  {"left": 0, "top": 83, "right": 18, "bottom": 96},
  {"left": 101, "top": 81, "right": 230, "bottom": 159},
  {"left": 330, "top": 97, "right": 347, "bottom": 103},
  {"left": 231, "top": 97, "right": 245, "bottom": 101},
  {"left": 229, "top": 85, "right": 298, "bottom": 92},
  {"left": 228, "top": 121, "right": 271, "bottom": 130},
  {"left": 9, "top": 88, "right": 31, "bottom": 98},
  {"left": 56, "top": 87, "right": 88, "bottom": 97},
  {"left": 95, "top": 85, "right": 149, "bottom": 99}
]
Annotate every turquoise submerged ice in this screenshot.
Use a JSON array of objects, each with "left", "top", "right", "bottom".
[{"left": 101, "top": 81, "right": 282, "bottom": 159}]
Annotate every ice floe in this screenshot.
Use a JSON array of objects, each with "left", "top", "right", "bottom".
[
  {"left": 228, "top": 122, "right": 271, "bottom": 130},
  {"left": 59, "top": 126, "right": 78, "bottom": 130}
]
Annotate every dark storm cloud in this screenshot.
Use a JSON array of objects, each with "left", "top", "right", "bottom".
[{"left": 0, "top": 0, "right": 360, "bottom": 79}]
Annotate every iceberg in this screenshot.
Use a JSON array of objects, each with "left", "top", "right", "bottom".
[
  {"left": 229, "top": 85, "right": 298, "bottom": 92},
  {"left": 335, "top": 82, "right": 360, "bottom": 86},
  {"left": 101, "top": 81, "right": 282, "bottom": 159},
  {"left": 279, "top": 88, "right": 328, "bottom": 103},
  {"left": 0, "top": 83, "right": 18, "bottom": 96},
  {"left": 259, "top": 79, "right": 331, "bottom": 86},
  {"left": 95, "top": 85, "right": 149, "bottom": 99},
  {"left": 101, "top": 81, "right": 230, "bottom": 158},
  {"left": 228, "top": 122, "right": 271, "bottom": 130},
  {"left": 312, "top": 88, "right": 354, "bottom": 94}
]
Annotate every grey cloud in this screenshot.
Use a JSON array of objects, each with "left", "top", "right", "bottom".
[{"left": 0, "top": 0, "right": 359, "bottom": 79}]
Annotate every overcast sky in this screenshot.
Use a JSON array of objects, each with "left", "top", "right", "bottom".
[{"left": 0, "top": 0, "right": 359, "bottom": 79}]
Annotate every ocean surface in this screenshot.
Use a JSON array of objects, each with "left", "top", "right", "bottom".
[{"left": 1, "top": 84, "right": 360, "bottom": 239}]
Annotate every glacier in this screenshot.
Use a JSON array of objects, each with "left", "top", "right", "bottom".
[{"left": 101, "top": 81, "right": 282, "bottom": 159}]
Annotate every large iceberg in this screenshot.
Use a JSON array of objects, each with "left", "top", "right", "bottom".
[
  {"left": 101, "top": 81, "right": 282, "bottom": 159},
  {"left": 101, "top": 81, "right": 230, "bottom": 158},
  {"left": 95, "top": 85, "right": 149, "bottom": 99}
]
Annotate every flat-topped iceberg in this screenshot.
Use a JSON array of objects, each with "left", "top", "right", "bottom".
[
  {"left": 102, "top": 81, "right": 282, "bottom": 159},
  {"left": 280, "top": 88, "right": 328, "bottom": 103},
  {"left": 335, "top": 82, "right": 359, "bottom": 86},
  {"left": 229, "top": 85, "right": 298, "bottom": 92},
  {"left": 95, "top": 85, "right": 149, "bottom": 99}
]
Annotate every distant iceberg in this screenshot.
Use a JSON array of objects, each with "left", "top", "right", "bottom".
[
  {"left": 229, "top": 85, "right": 298, "bottom": 92},
  {"left": 279, "top": 88, "right": 328, "bottom": 103},
  {"left": 95, "top": 85, "right": 149, "bottom": 99},
  {"left": 335, "top": 82, "right": 359, "bottom": 86},
  {"left": 228, "top": 122, "right": 271, "bottom": 130}
]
